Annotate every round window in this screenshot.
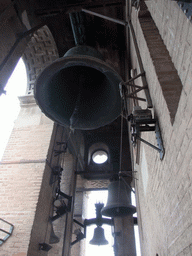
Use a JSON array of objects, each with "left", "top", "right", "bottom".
[{"left": 92, "top": 150, "right": 108, "bottom": 164}]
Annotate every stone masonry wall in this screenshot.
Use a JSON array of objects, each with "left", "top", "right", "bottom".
[{"left": 130, "top": 1, "right": 192, "bottom": 255}]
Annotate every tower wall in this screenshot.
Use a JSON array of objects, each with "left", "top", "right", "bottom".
[
  {"left": 0, "top": 96, "right": 54, "bottom": 256},
  {"left": 130, "top": 1, "right": 192, "bottom": 255}
]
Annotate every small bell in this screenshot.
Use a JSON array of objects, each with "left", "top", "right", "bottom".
[
  {"left": 89, "top": 226, "right": 109, "bottom": 246},
  {"left": 101, "top": 180, "right": 136, "bottom": 217}
]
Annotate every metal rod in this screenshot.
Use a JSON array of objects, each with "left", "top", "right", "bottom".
[
  {"left": 75, "top": 170, "right": 115, "bottom": 174},
  {"left": 127, "top": 19, "right": 152, "bottom": 108},
  {"left": 82, "top": 8, "right": 128, "bottom": 26},
  {"left": 69, "top": 12, "right": 86, "bottom": 45},
  {"left": 81, "top": 8, "right": 153, "bottom": 108},
  {"left": 136, "top": 135, "right": 162, "bottom": 152},
  {"left": 73, "top": 219, "right": 84, "bottom": 228},
  {"left": 124, "top": 72, "right": 145, "bottom": 84},
  {"left": 127, "top": 87, "right": 147, "bottom": 97},
  {"left": 121, "top": 176, "right": 136, "bottom": 193},
  {"left": 76, "top": 187, "right": 108, "bottom": 192},
  {"left": 127, "top": 84, "right": 147, "bottom": 89},
  {"left": 0, "top": 23, "right": 45, "bottom": 73},
  {"left": 127, "top": 95, "right": 146, "bottom": 101}
]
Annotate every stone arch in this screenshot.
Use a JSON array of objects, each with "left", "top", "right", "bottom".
[{"left": 22, "top": 25, "right": 59, "bottom": 95}]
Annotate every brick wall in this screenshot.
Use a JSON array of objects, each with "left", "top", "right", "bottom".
[
  {"left": 0, "top": 98, "right": 54, "bottom": 256},
  {"left": 146, "top": 0, "right": 192, "bottom": 96},
  {"left": 130, "top": 1, "right": 192, "bottom": 255}
]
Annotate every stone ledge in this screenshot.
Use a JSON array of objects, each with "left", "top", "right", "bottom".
[{"left": 18, "top": 95, "right": 36, "bottom": 106}]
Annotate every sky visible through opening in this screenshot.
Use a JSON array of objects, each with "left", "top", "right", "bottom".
[
  {"left": 84, "top": 191, "right": 114, "bottom": 256},
  {"left": 0, "top": 58, "right": 27, "bottom": 160}
]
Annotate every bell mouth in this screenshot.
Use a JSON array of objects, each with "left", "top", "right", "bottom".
[
  {"left": 101, "top": 180, "right": 137, "bottom": 217},
  {"left": 34, "top": 54, "right": 122, "bottom": 130},
  {"left": 101, "top": 204, "right": 136, "bottom": 217}
]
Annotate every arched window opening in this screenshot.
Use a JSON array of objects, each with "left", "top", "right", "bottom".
[{"left": 0, "top": 58, "right": 27, "bottom": 159}]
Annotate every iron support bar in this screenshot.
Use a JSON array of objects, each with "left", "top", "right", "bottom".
[
  {"left": 126, "top": 18, "right": 152, "bottom": 107},
  {"left": 127, "top": 88, "right": 146, "bottom": 97},
  {"left": 69, "top": 12, "right": 87, "bottom": 45},
  {"left": 136, "top": 135, "right": 162, "bottom": 153},
  {"left": 75, "top": 170, "right": 116, "bottom": 174},
  {"left": 81, "top": 8, "right": 153, "bottom": 108},
  {"left": 120, "top": 176, "right": 137, "bottom": 192},
  {"left": 76, "top": 187, "right": 108, "bottom": 192},
  {"left": 119, "top": 80, "right": 147, "bottom": 102},
  {"left": 0, "top": 219, "right": 14, "bottom": 246},
  {"left": 0, "top": 23, "right": 45, "bottom": 73},
  {"left": 73, "top": 219, "right": 85, "bottom": 228},
  {"left": 84, "top": 217, "right": 113, "bottom": 227},
  {"left": 49, "top": 192, "right": 72, "bottom": 222},
  {"left": 71, "top": 219, "right": 86, "bottom": 246},
  {"left": 82, "top": 8, "right": 127, "bottom": 25},
  {"left": 124, "top": 71, "right": 145, "bottom": 84}
]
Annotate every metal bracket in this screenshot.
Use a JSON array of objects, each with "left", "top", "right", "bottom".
[
  {"left": 71, "top": 219, "right": 86, "bottom": 246},
  {"left": 176, "top": 1, "right": 192, "bottom": 21},
  {"left": 0, "top": 219, "right": 14, "bottom": 246},
  {"left": 39, "top": 243, "right": 52, "bottom": 251},
  {"left": 120, "top": 72, "right": 147, "bottom": 102},
  {"left": 49, "top": 166, "right": 63, "bottom": 185},
  {"left": 155, "top": 120, "right": 165, "bottom": 160},
  {"left": 81, "top": 8, "right": 153, "bottom": 108},
  {"left": 49, "top": 191, "right": 72, "bottom": 222},
  {"left": 129, "top": 117, "right": 165, "bottom": 160},
  {"left": 54, "top": 142, "right": 67, "bottom": 156}
]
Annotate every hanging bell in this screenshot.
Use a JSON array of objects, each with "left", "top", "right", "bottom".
[
  {"left": 49, "top": 224, "right": 60, "bottom": 244},
  {"left": 89, "top": 226, "right": 109, "bottom": 246},
  {"left": 34, "top": 45, "right": 122, "bottom": 130},
  {"left": 101, "top": 180, "right": 136, "bottom": 217}
]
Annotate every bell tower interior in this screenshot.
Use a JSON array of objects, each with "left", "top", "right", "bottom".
[{"left": 1, "top": 0, "right": 192, "bottom": 256}]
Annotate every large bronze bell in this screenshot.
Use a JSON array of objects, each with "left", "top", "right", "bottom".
[
  {"left": 101, "top": 180, "right": 136, "bottom": 217},
  {"left": 89, "top": 226, "right": 109, "bottom": 246},
  {"left": 34, "top": 45, "right": 122, "bottom": 130}
]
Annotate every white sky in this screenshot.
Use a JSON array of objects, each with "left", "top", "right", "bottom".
[{"left": 0, "top": 58, "right": 27, "bottom": 160}]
